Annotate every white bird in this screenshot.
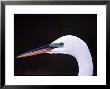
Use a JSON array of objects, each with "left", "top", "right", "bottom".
[{"left": 16, "top": 35, "right": 93, "bottom": 76}]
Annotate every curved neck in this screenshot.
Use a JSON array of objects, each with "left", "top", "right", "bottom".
[{"left": 73, "top": 49, "right": 93, "bottom": 76}]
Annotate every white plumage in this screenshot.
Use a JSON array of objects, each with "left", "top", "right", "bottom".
[{"left": 50, "top": 35, "right": 93, "bottom": 76}]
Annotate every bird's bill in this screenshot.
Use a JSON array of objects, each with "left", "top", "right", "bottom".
[
  {"left": 16, "top": 45, "right": 52, "bottom": 58},
  {"left": 16, "top": 42, "right": 64, "bottom": 58}
]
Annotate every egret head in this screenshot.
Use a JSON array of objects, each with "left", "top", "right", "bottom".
[
  {"left": 16, "top": 35, "right": 86, "bottom": 58},
  {"left": 49, "top": 35, "right": 87, "bottom": 56}
]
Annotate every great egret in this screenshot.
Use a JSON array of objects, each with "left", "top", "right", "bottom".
[{"left": 16, "top": 35, "right": 93, "bottom": 76}]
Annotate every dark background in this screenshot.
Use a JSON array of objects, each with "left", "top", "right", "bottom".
[{"left": 14, "top": 14, "right": 97, "bottom": 76}]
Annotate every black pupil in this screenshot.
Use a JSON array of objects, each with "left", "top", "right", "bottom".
[{"left": 60, "top": 42, "right": 64, "bottom": 46}]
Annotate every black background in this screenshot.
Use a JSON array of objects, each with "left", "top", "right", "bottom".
[{"left": 14, "top": 14, "right": 97, "bottom": 76}]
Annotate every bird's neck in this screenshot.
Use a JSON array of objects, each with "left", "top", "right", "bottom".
[{"left": 72, "top": 48, "right": 93, "bottom": 76}]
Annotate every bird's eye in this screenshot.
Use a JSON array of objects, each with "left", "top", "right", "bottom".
[
  {"left": 49, "top": 42, "right": 64, "bottom": 48},
  {"left": 59, "top": 42, "right": 64, "bottom": 46}
]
